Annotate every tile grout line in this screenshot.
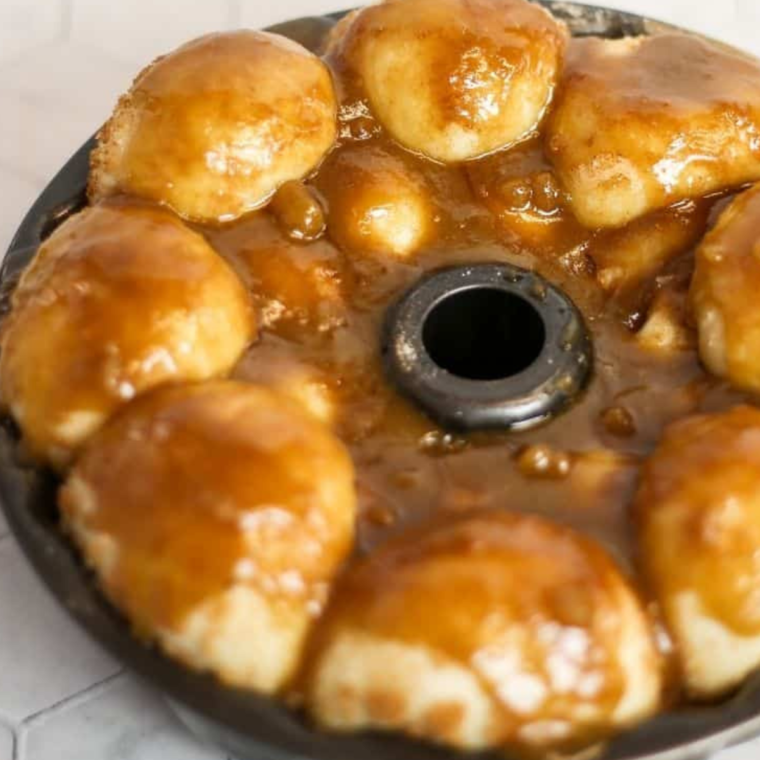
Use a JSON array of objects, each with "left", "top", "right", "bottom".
[
  {"left": 0, "top": 712, "right": 18, "bottom": 760},
  {"left": 59, "top": 0, "right": 74, "bottom": 43},
  {"left": 0, "top": 711, "right": 16, "bottom": 730},
  {"left": 11, "top": 729, "right": 20, "bottom": 760},
  {"left": 19, "top": 669, "right": 124, "bottom": 730}
]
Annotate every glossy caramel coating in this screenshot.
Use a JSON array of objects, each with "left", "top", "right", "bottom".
[
  {"left": 0, "top": 203, "right": 254, "bottom": 468},
  {"left": 691, "top": 184, "right": 760, "bottom": 391},
  {"left": 466, "top": 137, "right": 589, "bottom": 260},
  {"left": 467, "top": 140, "right": 709, "bottom": 296},
  {"left": 316, "top": 144, "right": 436, "bottom": 259},
  {"left": 220, "top": 213, "right": 347, "bottom": 340},
  {"left": 635, "top": 406, "right": 760, "bottom": 697},
  {"left": 60, "top": 381, "right": 356, "bottom": 693},
  {"left": 89, "top": 31, "right": 337, "bottom": 223},
  {"left": 329, "top": 0, "right": 567, "bottom": 162},
  {"left": 591, "top": 201, "right": 709, "bottom": 300},
  {"left": 547, "top": 35, "right": 760, "bottom": 229},
  {"left": 269, "top": 181, "right": 327, "bottom": 242},
  {"left": 306, "top": 512, "right": 661, "bottom": 753}
]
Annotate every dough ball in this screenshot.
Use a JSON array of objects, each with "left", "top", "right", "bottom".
[
  {"left": 332, "top": 0, "right": 567, "bottom": 162},
  {"left": 0, "top": 202, "right": 255, "bottom": 468},
  {"left": 635, "top": 406, "right": 760, "bottom": 697},
  {"left": 547, "top": 35, "right": 760, "bottom": 228},
  {"left": 60, "top": 381, "right": 356, "bottom": 693},
  {"left": 591, "top": 201, "right": 709, "bottom": 298},
  {"left": 691, "top": 184, "right": 760, "bottom": 391},
  {"left": 316, "top": 145, "right": 435, "bottom": 259},
  {"left": 307, "top": 512, "right": 661, "bottom": 753},
  {"left": 89, "top": 31, "right": 338, "bottom": 223}
]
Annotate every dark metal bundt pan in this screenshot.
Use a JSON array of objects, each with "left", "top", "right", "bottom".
[{"left": 2, "top": 4, "right": 760, "bottom": 760}]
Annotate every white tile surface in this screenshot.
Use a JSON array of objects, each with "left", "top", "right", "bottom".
[
  {"left": 0, "top": 42, "right": 134, "bottom": 187},
  {"left": 239, "top": 0, "right": 352, "bottom": 29},
  {"left": 717, "top": 743, "right": 760, "bottom": 760},
  {"left": 601, "top": 0, "right": 760, "bottom": 55},
  {"left": 22, "top": 675, "right": 225, "bottom": 760},
  {"left": 70, "top": 0, "right": 237, "bottom": 66},
  {"left": 0, "top": 719, "right": 14, "bottom": 760},
  {"left": 736, "top": 0, "right": 760, "bottom": 22},
  {"left": 2, "top": 1, "right": 760, "bottom": 759},
  {"left": 726, "top": 0, "right": 760, "bottom": 54},
  {"left": 0, "top": 539, "right": 119, "bottom": 723},
  {"left": 0, "top": 0, "right": 64, "bottom": 65}
]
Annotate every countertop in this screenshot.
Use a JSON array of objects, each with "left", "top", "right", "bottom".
[{"left": 1, "top": 0, "right": 760, "bottom": 758}]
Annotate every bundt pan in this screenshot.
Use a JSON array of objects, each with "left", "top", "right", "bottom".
[{"left": 2, "top": 4, "right": 760, "bottom": 760}]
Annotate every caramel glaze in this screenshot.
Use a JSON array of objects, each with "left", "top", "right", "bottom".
[
  {"left": 193, "top": 32, "right": 750, "bottom": 713},
  {"left": 209, "top": 144, "right": 747, "bottom": 584},
  {"left": 26, "top": 20, "right": 760, "bottom": 712}
]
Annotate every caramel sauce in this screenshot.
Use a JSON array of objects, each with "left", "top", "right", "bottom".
[{"left": 206, "top": 132, "right": 747, "bottom": 579}]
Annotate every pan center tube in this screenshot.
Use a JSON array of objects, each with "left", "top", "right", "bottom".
[{"left": 382, "top": 263, "right": 592, "bottom": 432}]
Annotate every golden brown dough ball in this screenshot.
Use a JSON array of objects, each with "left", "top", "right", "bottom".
[
  {"left": 60, "top": 381, "right": 356, "bottom": 693},
  {"left": 0, "top": 203, "right": 255, "bottom": 469},
  {"left": 316, "top": 145, "right": 435, "bottom": 259},
  {"left": 547, "top": 35, "right": 760, "bottom": 229},
  {"left": 89, "top": 31, "right": 338, "bottom": 224},
  {"left": 591, "top": 201, "right": 709, "bottom": 299},
  {"left": 306, "top": 512, "right": 662, "bottom": 754},
  {"left": 691, "top": 184, "right": 760, "bottom": 391},
  {"left": 330, "top": 0, "right": 567, "bottom": 162},
  {"left": 635, "top": 406, "right": 760, "bottom": 698}
]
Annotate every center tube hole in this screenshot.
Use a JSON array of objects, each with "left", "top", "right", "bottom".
[{"left": 422, "top": 287, "right": 546, "bottom": 381}]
